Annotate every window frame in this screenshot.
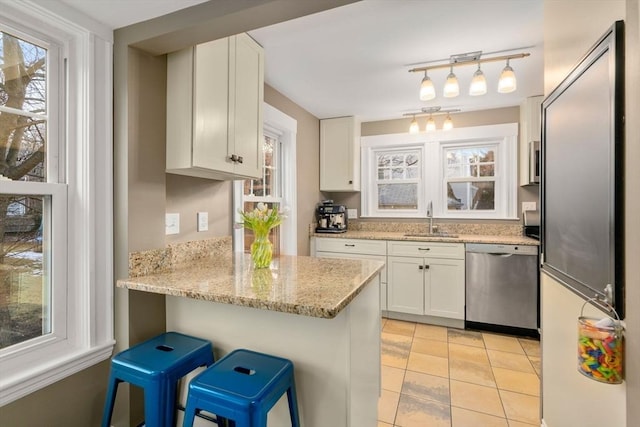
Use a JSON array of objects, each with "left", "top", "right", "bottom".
[
  {"left": 234, "top": 103, "right": 297, "bottom": 255},
  {"left": 0, "top": 2, "right": 114, "bottom": 406},
  {"left": 361, "top": 123, "right": 518, "bottom": 220}
]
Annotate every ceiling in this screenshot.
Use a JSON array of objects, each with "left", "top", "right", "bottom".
[{"left": 59, "top": 0, "right": 544, "bottom": 123}]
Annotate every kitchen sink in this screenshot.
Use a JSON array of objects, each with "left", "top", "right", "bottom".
[{"left": 403, "top": 232, "right": 459, "bottom": 238}]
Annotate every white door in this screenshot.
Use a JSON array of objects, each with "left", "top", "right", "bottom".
[
  {"left": 424, "top": 258, "right": 465, "bottom": 320},
  {"left": 387, "top": 256, "right": 424, "bottom": 315}
]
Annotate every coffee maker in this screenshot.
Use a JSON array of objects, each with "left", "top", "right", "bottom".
[{"left": 315, "top": 200, "right": 348, "bottom": 233}]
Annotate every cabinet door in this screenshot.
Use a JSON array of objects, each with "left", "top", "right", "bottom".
[
  {"left": 387, "top": 256, "right": 424, "bottom": 315},
  {"left": 320, "top": 117, "right": 360, "bottom": 191},
  {"left": 193, "top": 38, "right": 231, "bottom": 172},
  {"left": 230, "top": 33, "right": 263, "bottom": 179},
  {"left": 424, "top": 258, "right": 465, "bottom": 320}
]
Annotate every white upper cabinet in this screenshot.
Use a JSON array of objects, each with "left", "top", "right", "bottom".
[
  {"left": 519, "top": 95, "right": 543, "bottom": 186},
  {"left": 320, "top": 116, "right": 361, "bottom": 191},
  {"left": 167, "top": 33, "right": 264, "bottom": 180}
]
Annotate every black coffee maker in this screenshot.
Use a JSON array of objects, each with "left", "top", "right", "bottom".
[{"left": 315, "top": 200, "right": 348, "bottom": 233}]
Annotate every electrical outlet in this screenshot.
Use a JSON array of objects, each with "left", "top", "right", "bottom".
[
  {"left": 197, "top": 212, "right": 209, "bottom": 232},
  {"left": 165, "top": 213, "right": 180, "bottom": 235},
  {"left": 522, "top": 202, "right": 537, "bottom": 212},
  {"left": 347, "top": 208, "right": 357, "bottom": 219}
]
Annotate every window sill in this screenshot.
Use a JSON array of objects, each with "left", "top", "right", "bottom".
[{"left": 0, "top": 340, "right": 115, "bottom": 406}]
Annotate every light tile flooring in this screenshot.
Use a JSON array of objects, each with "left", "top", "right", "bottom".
[{"left": 378, "top": 318, "right": 541, "bottom": 427}]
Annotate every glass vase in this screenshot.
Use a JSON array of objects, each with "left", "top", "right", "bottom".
[{"left": 250, "top": 230, "right": 273, "bottom": 269}]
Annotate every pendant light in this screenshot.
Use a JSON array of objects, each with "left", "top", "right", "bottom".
[
  {"left": 498, "top": 59, "right": 517, "bottom": 93},
  {"left": 420, "top": 71, "right": 436, "bottom": 101},
  {"left": 425, "top": 115, "right": 436, "bottom": 132},
  {"left": 442, "top": 113, "right": 454, "bottom": 131},
  {"left": 443, "top": 66, "right": 459, "bottom": 98},
  {"left": 409, "top": 115, "right": 419, "bottom": 134},
  {"left": 469, "top": 63, "right": 487, "bottom": 96}
]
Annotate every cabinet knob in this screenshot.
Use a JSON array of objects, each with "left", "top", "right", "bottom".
[
  {"left": 418, "top": 265, "right": 424, "bottom": 270},
  {"left": 424, "top": 265, "right": 430, "bottom": 270},
  {"left": 229, "top": 154, "right": 238, "bottom": 162},
  {"left": 237, "top": 155, "right": 243, "bottom": 164},
  {"left": 348, "top": 180, "right": 353, "bottom": 184}
]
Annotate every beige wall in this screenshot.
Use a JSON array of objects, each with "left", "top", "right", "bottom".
[
  {"left": 541, "top": 1, "right": 639, "bottom": 426},
  {"left": 329, "top": 106, "right": 539, "bottom": 223}
]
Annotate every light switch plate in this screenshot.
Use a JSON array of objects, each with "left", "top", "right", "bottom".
[
  {"left": 197, "top": 212, "right": 209, "bottom": 232},
  {"left": 347, "top": 208, "right": 358, "bottom": 219},
  {"left": 522, "top": 202, "right": 537, "bottom": 212},
  {"left": 165, "top": 213, "right": 180, "bottom": 235}
]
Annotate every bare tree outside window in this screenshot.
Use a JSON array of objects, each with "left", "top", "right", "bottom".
[{"left": 0, "top": 31, "right": 49, "bottom": 348}]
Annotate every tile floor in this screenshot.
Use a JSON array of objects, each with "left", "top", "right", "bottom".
[{"left": 378, "top": 318, "right": 541, "bottom": 427}]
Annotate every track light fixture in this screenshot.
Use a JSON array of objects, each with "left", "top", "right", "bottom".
[
  {"left": 409, "top": 51, "right": 529, "bottom": 99},
  {"left": 469, "top": 63, "right": 487, "bottom": 96},
  {"left": 409, "top": 115, "right": 419, "bottom": 134},
  {"left": 420, "top": 71, "right": 436, "bottom": 101},
  {"left": 443, "top": 66, "right": 459, "bottom": 98},
  {"left": 498, "top": 59, "right": 517, "bottom": 93},
  {"left": 403, "top": 107, "right": 461, "bottom": 133}
]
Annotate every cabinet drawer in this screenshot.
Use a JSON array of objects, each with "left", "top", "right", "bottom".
[
  {"left": 315, "top": 238, "right": 386, "bottom": 255},
  {"left": 316, "top": 251, "right": 387, "bottom": 284},
  {"left": 387, "top": 241, "right": 464, "bottom": 259}
]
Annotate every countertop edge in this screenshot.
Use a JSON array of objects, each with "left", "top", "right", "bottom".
[{"left": 117, "top": 256, "right": 385, "bottom": 320}]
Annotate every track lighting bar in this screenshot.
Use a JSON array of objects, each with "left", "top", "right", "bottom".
[{"left": 408, "top": 52, "right": 530, "bottom": 74}]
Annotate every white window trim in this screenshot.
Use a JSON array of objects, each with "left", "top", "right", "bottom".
[
  {"left": 0, "top": 1, "right": 114, "bottom": 406},
  {"left": 234, "top": 103, "right": 297, "bottom": 255},
  {"left": 361, "top": 123, "right": 518, "bottom": 220}
]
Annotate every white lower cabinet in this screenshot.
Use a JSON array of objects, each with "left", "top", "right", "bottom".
[
  {"left": 387, "top": 241, "right": 465, "bottom": 320},
  {"left": 312, "top": 238, "right": 465, "bottom": 319},
  {"left": 312, "top": 238, "right": 387, "bottom": 310}
]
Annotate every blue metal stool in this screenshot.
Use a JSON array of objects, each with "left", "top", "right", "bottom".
[
  {"left": 101, "top": 332, "right": 214, "bottom": 427},
  {"left": 183, "top": 349, "right": 300, "bottom": 427}
]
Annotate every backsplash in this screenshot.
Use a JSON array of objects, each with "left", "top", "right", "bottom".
[
  {"left": 128, "top": 236, "right": 232, "bottom": 277},
  {"left": 336, "top": 220, "right": 523, "bottom": 236}
]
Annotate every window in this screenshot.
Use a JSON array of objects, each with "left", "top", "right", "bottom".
[
  {"left": 374, "top": 147, "right": 422, "bottom": 211},
  {"left": 242, "top": 132, "right": 283, "bottom": 254},
  {"left": 234, "top": 103, "right": 297, "bottom": 255},
  {"left": 362, "top": 124, "right": 518, "bottom": 220},
  {"left": 0, "top": 2, "right": 113, "bottom": 406},
  {"left": 444, "top": 144, "right": 497, "bottom": 211}
]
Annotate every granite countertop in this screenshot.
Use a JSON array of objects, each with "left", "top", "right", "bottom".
[
  {"left": 117, "top": 253, "right": 384, "bottom": 319},
  {"left": 312, "top": 230, "right": 539, "bottom": 246}
]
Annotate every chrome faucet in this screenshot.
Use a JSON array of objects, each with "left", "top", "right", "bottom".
[{"left": 426, "top": 200, "right": 434, "bottom": 234}]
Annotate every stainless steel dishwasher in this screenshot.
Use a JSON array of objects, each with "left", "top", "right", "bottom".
[{"left": 465, "top": 243, "right": 539, "bottom": 336}]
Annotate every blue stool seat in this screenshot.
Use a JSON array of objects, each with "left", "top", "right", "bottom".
[
  {"left": 101, "top": 332, "right": 214, "bottom": 427},
  {"left": 183, "top": 349, "right": 300, "bottom": 427}
]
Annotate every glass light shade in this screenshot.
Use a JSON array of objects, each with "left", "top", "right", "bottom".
[
  {"left": 443, "top": 114, "right": 454, "bottom": 131},
  {"left": 420, "top": 75, "right": 436, "bottom": 100},
  {"left": 409, "top": 117, "right": 419, "bottom": 134},
  {"left": 498, "top": 64, "right": 517, "bottom": 93},
  {"left": 425, "top": 116, "right": 436, "bottom": 132},
  {"left": 443, "top": 71, "right": 459, "bottom": 98},
  {"left": 469, "top": 67, "right": 487, "bottom": 96}
]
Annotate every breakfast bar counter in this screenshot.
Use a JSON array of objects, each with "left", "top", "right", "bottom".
[{"left": 117, "top": 253, "right": 384, "bottom": 427}]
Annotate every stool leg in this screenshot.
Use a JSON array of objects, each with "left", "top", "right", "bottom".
[
  {"left": 286, "top": 383, "right": 301, "bottom": 427},
  {"left": 101, "top": 376, "right": 121, "bottom": 427},
  {"left": 164, "top": 382, "right": 179, "bottom": 427},
  {"left": 182, "top": 396, "right": 198, "bottom": 427},
  {"left": 144, "top": 381, "right": 165, "bottom": 427}
]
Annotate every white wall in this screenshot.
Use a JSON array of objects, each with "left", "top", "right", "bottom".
[{"left": 541, "top": 1, "right": 635, "bottom": 427}]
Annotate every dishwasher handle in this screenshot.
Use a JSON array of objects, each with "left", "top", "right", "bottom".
[{"left": 487, "top": 252, "right": 513, "bottom": 257}]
